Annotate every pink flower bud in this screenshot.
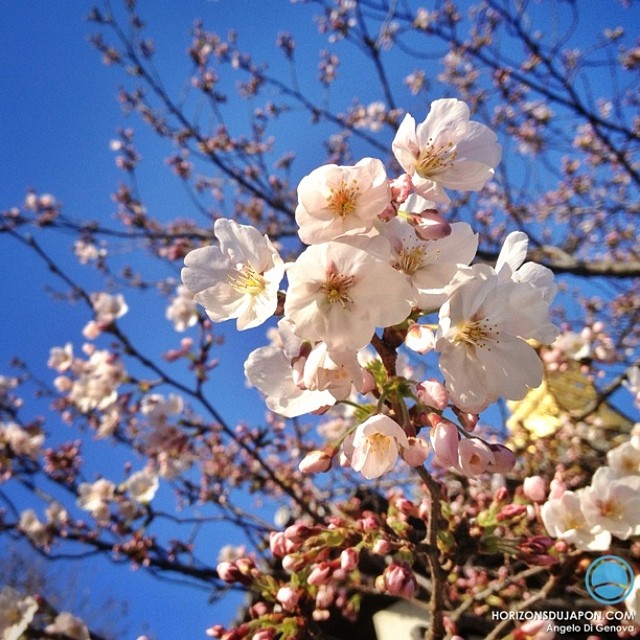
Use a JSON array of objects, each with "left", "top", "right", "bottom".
[
  {"left": 269, "top": 531, "right": 288, "bottom": 558},
  {"left": 217, "top": 561, "right": 241, "bottom": 583},
  {"left": 488, "top": 444, "right": 516, "bottom": 474},
  {"left": 523, "top": 475, "right": 547, "bottom": 502},
  {"left": 282, "top": 554, "right": 305, "bottom": 573},
  {"left": 497, "top": 503, "right": 527, "bottom": 522},
  {"left": 405, "top": 324, "right": 436, "bottom": 354},
  {"left": 452, "top": 407, "right": 479, "bottom": 431},
  {"left": 402, "top": 436, "right": 430, "bottom": 467},
  {"left": 299, "top": 450, "right": 332, "bottom": 474},
  {"left": 308, "top": 563, "right": 333, "bottom": 586},
  {"left": 252, "top": 630, "right": 276, "bottom": 640},
  {"left": 276, "top": 586, "right": 299, "bottom": 611},
  {"left": 412, "top": 210, "right": 452, "bottom": 240},
  {"left": 416, "top": 379, "right": 449, "bottom": 410},
  {"left": 284, "top": 523, "right": 317, "bottom": 543},
  {"left": 315, "top": 584, "right": 335, "bottom": 609},
  {"left": 429, "top": 415, "right": 460, "bottom": 468},
  {"left": 548, "top": 478, "right": 566, "bottom": 499},
  {"left": 381, "top": 564, "right": 417, "bottom": 598},
  {"left": 372, "top": 538, "right": 391, "bottom": 555},
  {"left": 340, "top": 548, "right": 359, "bottom": 572},
  {"left": 457, "top": 438, "right": 494, "bottom": 476},
  {"left": 395, "top": 498, "right": 416, "bottom": 516}
]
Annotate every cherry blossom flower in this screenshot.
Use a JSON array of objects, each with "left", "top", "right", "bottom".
[
  {"left": 405, "top": 323, "right": 436, "bottom": 354},
  {"left": 90, "top": 292, "right": 129, "bottom": 324},
  {"left": 284, "top": 241, "right": 413, "bottom": 350},
  {"left": 44, "top": 613, "right": 90, "bottom": 640},
  {"left": 67, "top": 349, "right": 126, "bottom": 413},
  {"left": 140, "top": 393, "right": 184, "bottom": 428},
  {"left": 165, "top": 284, "right": 199, "bottom": 332},
  {"left": 580, "top": 466, "right": 640, "bottom": 539},
  {"left": 125, "top": 467, "right": 160, "bottom": 503},
  {"left": 0, "top": 586, "right": 38, "bottom": 640},
  {"left": 1, "top": 422, "right": 43, "bottom": 458},
  {"left": 495, "top": 231, "right": 557, "bottom": 304},
  {"left": 607, "top": 440, "right": 640, "bottom": 476},
  {"left": 350, "top": 414, "right": 409, "bottom": 479},
  {"left": 295, "top": 157, "right": 391, "bottom": 244},
  {"left": 47, "top": 343, "right": 74, "bottom": 372},
  {"left": 244, "top": 324, "right": 336, "bottom": 418},
  {"left": 181, "top": 218, "right": 285, "bottom": 330},
  {"left": 19, "top": 509, "right": 49, "bottom": 547},
  {"left": 436, "top": 257, "right": 557, "bottom": 413},
  {"left": 379, "top": 216, "right": 478, "bottom": 311},
  {"left": 455, "top": 437, "right": 495, "bottom": 476},
  {"left": 540, "top": 490, "right": 611, "bottom": 551},
  {"left": 392, "top": 98, "right": 501, "bottom": 202},
  {"left": 77, "top": 478, "right": 115, "bottom": 522}
]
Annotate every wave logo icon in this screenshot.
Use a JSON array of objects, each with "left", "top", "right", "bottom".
[{"left": 585, "top": 555, "right": 634, "bottom": 605}]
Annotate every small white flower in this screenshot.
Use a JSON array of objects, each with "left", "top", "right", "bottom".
[
  {"left": 0, "top": 586, "right": 39, "bottom": 640},
  {"left": 182, "top": 219, "right": 284, "bottom": 331},
  {"left": 77, "top": 478, "right": 115, "bottom": 521},
  {"left": 295, "top": 157, "right": 390, "bottom": 244},
  {"left": 44, "top": 612, "right": 90, "bottom": 640},
  {"left": 19, "top": 509, "right": 49, "bottom": 547},
  {"left": 47, "top": 343, "right": 74, "bottom": 372},
  {"left": 125, "top": 467, "right": 160, "bottom": 504},
  {"left": 541, "top": 490, "right": 611, "bottom": 551},
  {"left": 140, "top": 393, "right": 183, "bottom": 427},
  {"left": 91, "top": 292, "right": 129, "bottom": 324},
  {"left": 165, "top": 284, "right": 198, "bottom": 332},
  {"left": 607, "top": 440, "right": 640, "bottom": 476},
  {"left": 284, "top": 241, "right": 413, "bottom": 350},
  {"left": 580, "top": 466, "right": 640, "bottom": 540},
  {"left": 392, "top": 98, "right": 501, "bottom": 202},
  {"left": 350, "top": 414, "right": 409, "bottom": 479}
]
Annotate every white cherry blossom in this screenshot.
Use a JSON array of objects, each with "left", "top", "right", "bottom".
[
  {"left": 350, "top": 414, "right": 409, "bottom": 479},
  {"left": 0, "top": 586, "right": 39, "bottom": 640},
  {"left": 90, "top": 292, "right": 129, "bottom": 324},
  {"left": 284, "top": 241, "right": 413, "bottom": 350},
  {"left": 392, "top": 98, "right": 501, "bottom": 202},
  {"left": 77, "top": 478, "right": 115, "bottom": 522},
  {"left": 379, "top": 216, "right": 478, "bottom": 311},
  {"left": 166, "top": 284, "right": 199, "bottom": 332},
  {"left": 436, "top": 260, "right": 557, "bottom": 413},
  {"left": 580, "top": 466, "right": 640, "bottom": 540},
  {"left": 44, "top": 613, "right": 90, "bottom": 640},
  {"left": 125, "top": 467, "right": 160, "bottom": 503},
  {"left": 541, "top": 490, "right": 611, "bottom": 551},
  {"left": 295, "top": 157, "right": 391, "bottom": 244},
  {"left": 181, "top": 218, "right": 285, "bottom": 330}
]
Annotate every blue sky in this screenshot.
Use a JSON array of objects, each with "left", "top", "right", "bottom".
[{"left": 2, "top": 1, "right": 639, "bottom": 638}]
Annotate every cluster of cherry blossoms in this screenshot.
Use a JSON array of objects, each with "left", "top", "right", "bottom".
[
  {"left": 181, "top": 98, "right": 558, "bottom": 481},
  {"left": 542, "top": 426, "right": 640, "bottom": 551}
]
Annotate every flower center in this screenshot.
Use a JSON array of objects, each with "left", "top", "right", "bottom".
[
  {"left": 455, "top": 318, "right": 500, "bottom": 350},
  {"left": 597, "top": 498, "right": 622, "bottom": 519},
  {"left": 326, "top": 180, "right": 359, "bottom": 219},
  {"left": 397, "top": 246, "right": 426, "bottom": 275},
  {"left": 415, "top": 139, "right": 457, "bottom": 178},
  {"left": 367, "top": 432, "right": 391, "bottom": 456},
  {"left": 320, "top": 271, "right": 355, "bottom": 308},
  {"left": 228, "top": 264, "right": 266, "bottom": 296}
]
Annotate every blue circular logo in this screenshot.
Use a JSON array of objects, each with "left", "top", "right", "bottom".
[{"left": 585, "top": 555, "right": 634, "bottom": 605}]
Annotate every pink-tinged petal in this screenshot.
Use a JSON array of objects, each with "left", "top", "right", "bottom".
[
  {"left": 495, "top": 231, "right": 529, "bottom": 279},
  {"left": 477, "top": 335, "right": 544, "bottom": 401},
  {"left": 437, "top": 343, "right": 492, "bottom": 413}
]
